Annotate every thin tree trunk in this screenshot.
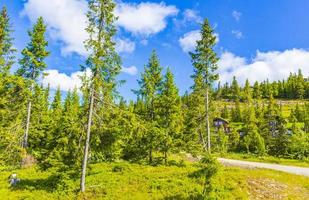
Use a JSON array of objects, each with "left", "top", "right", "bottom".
[
  {"left": 23, "top": 100, "right": 32, "bottom": 148},
  {"left": 206, "top": 87, "right": 211, "bottom": 152},
  {"left": 164, "top": 150, "right": 167, "bottom": 165},
  {"left": 80, "top": 88, "right": 95, "bottom": 192},
  {"left": 149, "top": 147, "right": 153, "bottom": 163},
  {"left": 149, "top": 100, "right": 154, "bottom": 164},
  {"left": 198, "top": 121, "right": 207, "bottom": 151}
]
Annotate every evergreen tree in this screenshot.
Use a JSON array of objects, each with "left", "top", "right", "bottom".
[
  {"left": 80, "top": 0, "right": 121, "bottom": 192},
  {"left": 134, "top": 50, "right": 163, "bottom": 163},
  {"left": 231, "top": 100, "right": 242, "bottom": 122},
  {"left": 0, "top": 6, "right": 16, "bottom": 74},
  {"left": 190, "top": 19, "right": 219, "bottom": 152},
  {"left": 27, "top": 84, "right": 52, "bottom": 163},
  {"left": 288, "top": 124, "right": 309, "bottom": 159},
  {"left": 295, "top": 69, "right": 305, "bottom": 99},
  {"left": 231, "top": 76, "right": 240, "bottom": 101},
  {"left": 242, "top": 103, "right": 265, "bottom": 155},
  {"left": 242, "top": 79, "right": 252, "bottom": 102},
  {"left": 262, "top": 95, "right": 288, "bottom": 156},
  {"left": 158, "top": 68, "right": 183, "bottom": 164},
  {"left": 221, "top": 103, "right": 229, "bottom": 119},
  {"left": 0, "top": 75, "right": 28, "bottom": 166},
  {"left": 16, "top": 17, "right": 49, "bottom": 149}
]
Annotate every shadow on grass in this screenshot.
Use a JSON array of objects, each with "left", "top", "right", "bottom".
[
  {"left": 10, "top": 174, "right": 61, "bottom": 192},
  {"left": 163, "top": 193, "right": 204, "bottom": 200},
  {"left": 188, "top": 168, "right": 205, "bottom": 179}
]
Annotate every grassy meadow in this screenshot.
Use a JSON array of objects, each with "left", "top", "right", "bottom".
[{"left": 1, "top": 160, "right": 308, "bottom": 200}]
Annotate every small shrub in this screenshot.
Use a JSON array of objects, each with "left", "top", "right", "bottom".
[
  {"left": 112, "top": 165, "right": 125, "bottom": 172},
  {"left": 200, "top": 153, "right": 220, "bottom": 197}
]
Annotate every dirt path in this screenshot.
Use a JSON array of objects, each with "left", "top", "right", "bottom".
[{"left": 218, "top": 158, "right": 309, "bottom": 177}]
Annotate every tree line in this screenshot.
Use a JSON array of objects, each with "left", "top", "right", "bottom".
[{"left": 0, "top": 0, "right": 308, "bottom": 192}]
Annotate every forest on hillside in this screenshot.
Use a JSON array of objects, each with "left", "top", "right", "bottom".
[{"left": 0, "top": 0, "right": 308, "bottom": 195}]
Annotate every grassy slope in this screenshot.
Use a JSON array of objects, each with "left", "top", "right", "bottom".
[{"left": 0, "top": 161, "right": 308, "bottom": 200}]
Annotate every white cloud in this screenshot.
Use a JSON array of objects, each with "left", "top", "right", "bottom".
[
  {"left": 115, "top": 2, "right": 178, "bottom": 36},
  {"left": 140, "top": 39, "right": 148, "bottom": 46},
  {"left": 231, "top": 30, "right": 243, "bottom": 39},
  {"left": 42, "top": 69, "right": 90, "bottom": 91},
  {"left": 218, "top": 49, "right": 309, "bottom": 85},
  {"left": 121, "top": 66, "right": 138, "bottom": 76},
  {"left": 21, "top": 0, "right": 88, "bottom": 56},
  {"left": 22, "top": 0, "right": 177, "bottom": 55},
  {"left": 179, "top": 30, "right": 200, "bottom": 52},
  {"left": 179, "top": 30, "right": 219, "bottom": 53},
  {"left": 42, "top": 65, "right": 138, "bottom": 91},
  {"left": 183, "top": 9, "right": 202, "bottom": 23},
  {"left": 232, "top": 10, "right": 242, "bottom": 21},
  {"left": 115, "top": 38, "right": 135, "bottom": 54}
]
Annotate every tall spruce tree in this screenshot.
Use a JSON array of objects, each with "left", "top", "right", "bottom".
[
  {"left": 190, "top": 19, "right": 219, "bottom": 152},
  {"left": 16, "top": 17, "right": 49, "bottom": 149},
  {"left": 0, "top": 6, "right": 16, "bottom": 74},
  {"left": 134, "top": 50, "right": 163, "bottom": 163},
  {"left": 158, "top": 68, "right": 183, "bottom": 164},
  {"left": 81, "top": 0, "right": 121, "bottom": 192}
]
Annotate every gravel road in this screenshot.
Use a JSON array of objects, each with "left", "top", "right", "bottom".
[{"left": 218, "top": 158, "right": 309, "bottom": 177}]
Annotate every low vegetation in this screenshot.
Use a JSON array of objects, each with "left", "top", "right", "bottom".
[{"left": 1, "top": 160, "right": 308, "bottom": 200}]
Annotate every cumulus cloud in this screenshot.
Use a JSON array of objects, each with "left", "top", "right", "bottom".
[
  {"left": 179, "top": 30, "right": 219, "bottom": 52},
  {"left": 42, "top": 65, "right": 138, "bottom": 91},
  {"left": 179, "top": 30, "right": 200, "bottom": 52},
  {"left": 21, "top": 0, "right": 88, "bottom": 56},
  {"left": 42, "top": 69, "right": 89, "bottom": 91},
  {"left": 232, "top": 10, "right": 242, "bottom": 21},
  {"left": 183, "top": 9, "right": 202, "bottom": 23},
  {"left": 121, "top": 66, "right": 138, "bottom": 76},
  {"left": 231, "top": 30, "right": 243, "bottom": 39},
  {"left": 115, "top": 38, "right": 135, "bottom": 54},
  {"left": 115, "top": 2, "right": 178, "bottom": 36},
  {"left": 218, "top": 49, "right": 309, "bottom": 85},
  {"left": 22, "top": 1, "right": 178, "bottom": 55}
]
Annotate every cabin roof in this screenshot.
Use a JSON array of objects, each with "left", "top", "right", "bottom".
[{"left": 213, "top": 117, "right": 229, "bottom": 124}]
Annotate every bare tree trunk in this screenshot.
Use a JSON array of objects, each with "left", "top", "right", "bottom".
[
  {"left": 149, "top": 147, "right": 153, "bottom": 163},
  {"left": 206, "top": 87, "right": 211, "bottom": 152},
  {"left": 164, "top": 150, "right": 167, "bottom": 165},
  {"left": 199, "top": 123, "right": 207, "bottom": 151},
  {"left": 23, "top": 100, "right": 32, "bottom": 148},
  {"left": 80, "top": 88, "right": 95, "bottom": 192}
]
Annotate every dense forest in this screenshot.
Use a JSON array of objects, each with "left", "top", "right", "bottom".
[{"left": 0, "top": 0, "right": 308, "bottom": 194}]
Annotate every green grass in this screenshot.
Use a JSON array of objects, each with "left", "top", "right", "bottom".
[
  {"left": 0, "top": 160, "right": 308, "bottom": 199},
  {"left": 220, "top": 153, "right": 309, "bottom": 167}
]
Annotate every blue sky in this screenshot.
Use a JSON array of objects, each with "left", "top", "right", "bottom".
[{"left": 1, "top": 0, "right": 309, "bottom": 100}]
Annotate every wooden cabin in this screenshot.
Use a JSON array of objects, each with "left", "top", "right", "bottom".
[{"left": 213, "top": 117, "right": 230, "bottom": 133}]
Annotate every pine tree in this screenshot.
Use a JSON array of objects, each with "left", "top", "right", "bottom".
[
  {"left": 253, "top": 81, "right": 261, "bottom": 99},
  {"left": 134, "top": 50, "right": 163, "bottom": 163},
  {"left": 295, "top": 69, "right": 305, "bottom": 99},
  {"left": 190, "top": 19, "right": 219, "bottom": 152},
  {"left": 231, "top": 100, "right": 242, "bottom": 122},
  {"left": 0, "top": 6, "right": 16, "bottom": 74},
  {"left": 262, "top": 95, "right": 288, "bottom": 156},
  {"left": 47, "top": 88, "right": 83, "bottom": 172},
  {"left": 242, "top": 103, "right": 265, "bottom": 155},
  {"left": 231, "top": 76, "right": 240, "bottom": 101},
  {"left": 16, "top": 17, "right": 49, "bottom": 149},
  {"left": 80, "top": 0, "right": 121, "bottom": 192},
  {"left": 221, "top": 103, "right": 229, "bottom": 119},
  {"left": 27, "top": 84, "right": 52, "bottom": 161},
  {"left": 242, "top": 79, "right": 252, "bottom": 102},
  {"left": 158, "top": 68, "right": 183, "bottom": 164},
  {"left": 0, "top": 75, "right": 28, "bottom": 166}
]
